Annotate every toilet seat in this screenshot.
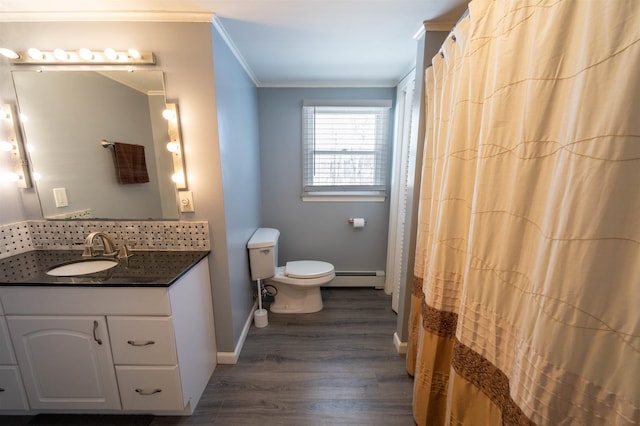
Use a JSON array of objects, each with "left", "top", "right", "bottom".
[
  {"left": 267, "top": 261, "right": 335, "bottom": 313},
  {"left": 268, "top": 261, "right": 335, "bottom": 287},
  {"left": 285, "top": 261, "right": 334, "bottom": 279}
]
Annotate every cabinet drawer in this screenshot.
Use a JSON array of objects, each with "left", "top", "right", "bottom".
[
  {"left": 108, "top": 316, "right": 177, "bottom": 365},
  {"left": 0, "top": 317, "right": 16, "bottom": 364},
  {"left": 0, "top": 366, "right": 29, "bottom": 410},
  {"left": 116, "top": 365, "right": 183, "bottom": 411}
]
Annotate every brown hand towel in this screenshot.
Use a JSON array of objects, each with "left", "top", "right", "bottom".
[{"left": 112, "top": 142, "right": 150, "bottom": 184}]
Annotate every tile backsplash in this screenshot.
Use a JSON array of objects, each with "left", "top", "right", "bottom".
[
  {"left": 0, "top": 220, "right": 210, "bottom": 259},
  {"left": 0, "top": 222, "right": 33, "bottom": 258}
]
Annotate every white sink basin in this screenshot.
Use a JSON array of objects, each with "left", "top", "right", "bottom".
[{"left": 47, "top": 259, "right": 119, "bottom": 277}]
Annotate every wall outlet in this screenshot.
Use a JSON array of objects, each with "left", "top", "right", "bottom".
[{"left": 178, "top": 191, "right": 195, "bottom": 213}]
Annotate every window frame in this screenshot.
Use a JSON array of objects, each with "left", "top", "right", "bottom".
[{"left": 301, "top": 99, "right": 392, "bottom": 202}]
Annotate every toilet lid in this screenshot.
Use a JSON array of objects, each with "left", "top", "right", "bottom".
[{"left": 285, "top": 261, "right": 334, "bottom": 279}]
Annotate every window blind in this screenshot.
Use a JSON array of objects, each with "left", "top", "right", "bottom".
[{"left": 302, "top": 102, "right": 391, "bottom": 196}]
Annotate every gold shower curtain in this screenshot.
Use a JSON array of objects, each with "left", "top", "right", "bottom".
[{"left": 407, "top": 1, "right": 640, "bottom": 425}]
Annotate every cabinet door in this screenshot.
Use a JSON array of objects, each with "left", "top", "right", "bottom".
[
  {"left": 0, "top": 366, "right": 29, "bottom": 410},
  {"left": 7, "top": 316, "right": 121, "bottom": 410},
  {"left": 0, "top": 317, "right": 16, "bottom": 364}
]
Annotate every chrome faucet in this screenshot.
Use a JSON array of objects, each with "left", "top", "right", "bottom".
[{"left": 82, "top": 232, "right": 118, "bottom": 258}]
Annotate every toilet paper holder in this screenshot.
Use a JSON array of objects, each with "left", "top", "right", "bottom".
[
  {"left": 348, "top": 218, "right": 366, "bottom": 223},
  {"left": 348, "top": 218, "right": 366, "bottom": 226}
]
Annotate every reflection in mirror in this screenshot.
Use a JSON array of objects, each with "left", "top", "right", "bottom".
[
  {"left": 1, "top": 103, "right": 32, "bottom": 188},
  {"left": 12, "top": 70, "right": 179, "bottom": 220},
  {"left": 163, "top": 103, "right": 187, "bottom": 189}
]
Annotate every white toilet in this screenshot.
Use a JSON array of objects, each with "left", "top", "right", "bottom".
[{"left": 247, "top": 228, "right": 335, "bottom": 313}]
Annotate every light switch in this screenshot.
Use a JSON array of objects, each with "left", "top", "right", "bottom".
[
  {"left": 53, "top": 187, "right": 69, "bottom": 208},
  {"left": 178, "top": 191, "right": 194, "bottom": 213}
]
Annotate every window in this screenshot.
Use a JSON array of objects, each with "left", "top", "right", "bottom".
[{"left": 302, "top": 100, "right": 392, "bottom": 200}]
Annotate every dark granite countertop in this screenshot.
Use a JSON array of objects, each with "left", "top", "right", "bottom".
[{"left": 0, "top": 250, "right": 209, "bottom": 287}]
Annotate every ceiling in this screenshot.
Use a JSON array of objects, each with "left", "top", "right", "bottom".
[{"left": 0, "top": 0, "right": 469, "bottom": 87}]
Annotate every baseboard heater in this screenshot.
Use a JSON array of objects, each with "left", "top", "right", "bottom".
[{"left": 324, "top": 270, "right": 385, "bottom": 289}]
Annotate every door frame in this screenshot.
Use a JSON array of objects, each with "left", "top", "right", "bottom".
[{"left": 385, "top": 70, "right": 416, "bottom": 312}]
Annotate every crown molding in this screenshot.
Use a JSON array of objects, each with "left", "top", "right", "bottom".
[
  {"left": 0, "top": 11, "right": 214, "bottom": 23},
  {"left": 423, "top": 21, "right": 456, "bottom": 32},
  {"left": 211, "top": 16, "right": 260, "bottom": 86},
  {"left": 414, "top": 20, "right": 456, "bottom": 40}
]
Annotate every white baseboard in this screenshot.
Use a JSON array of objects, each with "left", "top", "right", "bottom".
[
  {"left": 216, "top": 301, "right": 257, "bottom": 364},
  {"left": 393, "top": 332, "right": 407, "bottom": 354},
  {"left": 324, "top": 271, "right": 385, "bottom": 289}
]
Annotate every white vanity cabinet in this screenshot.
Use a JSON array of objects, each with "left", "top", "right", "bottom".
[
  {"left": 0, "top": 302, "right": 29, "bottom": 410},
  {"left": 0, "top": 256, "right": 216, "bottom": 415}
]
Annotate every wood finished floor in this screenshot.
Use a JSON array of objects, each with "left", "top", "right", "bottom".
[{"left": 2, "top": 288, "right": 415, "bottom": 425}]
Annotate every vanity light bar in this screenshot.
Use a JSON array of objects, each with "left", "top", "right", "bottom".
[
  {"left": 9, "top": 48, "right": 155, "bottom": 65},
  {"left": 1, "top": 104, "right": 32, "bottom": 189},
  {"left": 164, "top": 103, "right": 188, "bottom": 190}
]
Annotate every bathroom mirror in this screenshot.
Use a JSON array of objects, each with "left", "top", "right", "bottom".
[{"left": 11, "top": 70, "right": 179, "bottom": 220}]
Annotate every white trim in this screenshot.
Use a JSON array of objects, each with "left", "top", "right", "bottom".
[
  {"left": 324, "top": 271, "right": 385, "bottom": 289},
  {"left": 216, "top": 301, "right": 257, "bottom": 364},
  {"left": 393, "top": 332, "right": 407, "bottom": 354},
  {"left": 0, "top": 11, "right": 214, "bottom": 23},
  {"left": 386, "top": 70, "right": 415, "bottom": 312},
  {"left": 303, "top": 99, "right": 392, "bottom": 108},
  {"left": 212, "top": 16, "right": 259, "bottom": 86},
  {"left": 302, "top": 195, "right": 385, "bottom": 202}
]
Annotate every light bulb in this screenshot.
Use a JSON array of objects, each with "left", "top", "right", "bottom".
[
  {"left": 0, "top": 141, "right": 13, "bottom": 152},
  {"left": 166, "top": 142, "right": 180, "bottom": 153},
  {"left": 53, "top": 48, "right": 68, "bottom": 61},
  {"left": 32, "top": 172, "right": 42, "bottom": 181},
  {"left": 3, "top": 172, "right": 20, "bottom": 182},
  {"left": 0, "top": 48, "right": 19, "bottom": 59},
  {"left": 162, "top": 109, "right": 176, "bottom": 121},
  {"left": 78, "top": 48, "right": 94, "bottom": 60},
  {"left": 26, "top": 143, "right": 35, "bottom": 153},
  {"left": 104, "top": 48, "right": 118, "bottom": 61},
  {"left": 19, "top": 113, "right": 28, "bottom": 123},
  {"left": 128, "top": 48, "right": 141, "bottom": 59},
  {"left": 171, "top": 172, "right": 185, "bottom": 185},
  {"left": 27, "top": 48, "right": 44, "bottom": 60}
]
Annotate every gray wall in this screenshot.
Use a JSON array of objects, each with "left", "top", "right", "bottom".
[
  {"left": 210, "top": 27, "right": 262, "bottom": 346},
  {"left": 257, "top": 87, "right": 395, "bottom": 271},
  {"left": 0, "top": 21, "right": 252, "bottom": 353}
]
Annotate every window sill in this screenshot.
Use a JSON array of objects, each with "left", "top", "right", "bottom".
[{"left": 302, "top": 192, "right": 386, "bottom": 202}]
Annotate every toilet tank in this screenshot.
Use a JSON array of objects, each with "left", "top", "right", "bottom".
[{"left": 247, "top": 228, "right": 280, "bottom": 281}]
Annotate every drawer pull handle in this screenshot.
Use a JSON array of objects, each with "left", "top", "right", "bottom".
[
  {"left": 93, "top": 320, "right": 103, "bottom": 345},
  {"left": 135, "top": 388, "right": 162, "bottom": 396},
  {"left": 127, "top": 340, "right": 156, "bottom": 347},
  {"left": 0, "top": 388, "right": 5, "bottom": 392}
]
